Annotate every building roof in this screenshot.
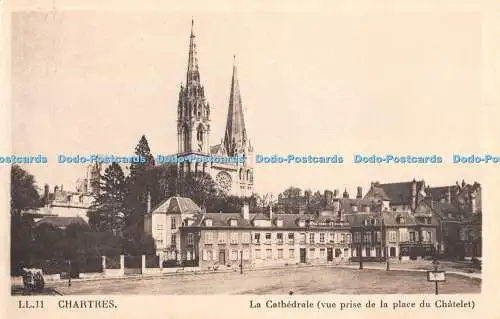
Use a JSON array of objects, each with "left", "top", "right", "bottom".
[
  {"left": 365, "top": 180, "right": 424, "bottom": 205},
  {"left": 429, "top": 200, "right": 460, "bottom": 219},
  {"left": 339, "top": 198, "right": 378, "bottom": 214},
  {"left": 34, "top": 216, "right": 87, "bottom": 228},
  {"left": 150, "top": 196, "right": 202, "bottom": 215}
]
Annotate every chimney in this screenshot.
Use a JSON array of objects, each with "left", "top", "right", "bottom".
[
  {"left": 241, "top": 202, "right": 250, "bottom": 220},
  {"left": 54, "top": 185, "right": 59, "bottom": 193},
  {"left": 411, "top": 179, "right": 417, "bottom": 210},
  {"left": 60, "top": 184, "right": 63, "bottom": 192},
  {"left": 268, "top": 205, "right": 273, "bottom": 220},
  {"left": 146, "top": 192, "right": 151, "bottom": 213},
  {"left": 342, "top": 188, "right": 349, "bottom": 199},
  {"left": 356, "top": 186, "right": 363, "bottom": 199},
  {"left": 333, "top": 189, "right": 339, "bottom": 198}
]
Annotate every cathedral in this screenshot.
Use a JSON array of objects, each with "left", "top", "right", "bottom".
[{"left": 175, "top": 20, "right": 254, "bottom": 197}]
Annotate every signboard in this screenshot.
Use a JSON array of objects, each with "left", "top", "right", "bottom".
[{"left": 427, "top": 271, "right": 446, "bottom": 282}]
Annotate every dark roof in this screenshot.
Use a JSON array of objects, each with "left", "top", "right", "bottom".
[
  {"left": 339, "top": 198, "right": 378, "bottom": 214},
  {"left": 34, "top": 216, "right": 87, "bottom": 228},
  {"left": 427, "top": 186, "right": 458, "bottom": 202},
  {"left": 366, "top": 181, "right": 424, "bottom": 205},
  {"left": 430, "top": 201, "right": 460, "bottom": 219},
  {"left": 190, "top": 212, "right": 329, "bottom": 229},
  {"left": 382, "top": 211, "right": 417, "bottom": 226}
]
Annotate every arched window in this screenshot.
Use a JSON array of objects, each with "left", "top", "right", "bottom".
[
  {"left": 197, "top": 125, "right": 204, "bottom": 142},
  {"left": 246, "top": 169, "right": 250, "bottom": 181},
  {"left": 196, "top": 125, "right": 204, "bottom": 152},
  {"left": 239, "top": 168, "right": 244, "bottom": 180},
  {"left": 183, "top": 124, "right": 190, "bottom": 152}
]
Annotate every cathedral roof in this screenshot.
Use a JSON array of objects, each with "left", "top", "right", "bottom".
[{"left": 223, "top": 56, "right": 248, "bottom": 156}]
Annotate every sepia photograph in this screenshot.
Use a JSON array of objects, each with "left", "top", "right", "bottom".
[{"left": 5, "top": 3, "right": 497, "bottom": 318}]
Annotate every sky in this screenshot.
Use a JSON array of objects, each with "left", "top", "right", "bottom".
[{"left": 11, "top": 9, "right": 487, "bottom": 197}]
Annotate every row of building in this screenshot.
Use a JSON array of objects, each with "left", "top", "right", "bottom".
[{"left": 144, "top": 179, "right": 482, "bottom": 270}]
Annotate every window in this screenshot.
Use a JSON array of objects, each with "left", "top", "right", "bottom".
[
  {"left": 346, "top": 234, "right": 352, "bottom": 243},
  {"left": 340, "top": 234, "right": 345, "bottom": 244},
  {"left": 204, "top": 232, "right": 213, "bottom": 244},
  {"left": 319, "top": 233, "right": 325, "bottom": 243},
  {"left": 343, "top": 248, "right": 349, "bottom": 258},
  {"left": 241, "top": 233, "right": 250, "bottom": 244},
  {"left": 156, "top": 237, "right": 163, "bottom": 246},
  {"left": 363, "top": 233, "right": 370, "bottom": 243},
  {"left": 299, "top": 233, "right": 306, "bottom": 244},
  {"left": 288, "top": 233, "right": 294, "bottom": 243},
  {"left": 389, "top": 231, "right": 397, "bottom": 242},
  {"left": 309, "top": 233, "right": 315, "bottom": 244},
  {"left": 171, "top": 234, "right": 176, "bottom": 247},
  {"left": 203, "top": 250, "right": 213, "bottom": 261},
  {"left": 187, "top": 233, "right": 194, "bottom": 245},
  {"left": 255, "top": 249, "right": 261, "bottom": 259},
  {"left": 309, "top": 248, "right": 316, "bottom": 258},
  {"left": 171, "top": 217, "right": 176, "bottom": 229},
  {"left": 230, "top": 249, "right": 238, "bottom": 260},
  {"left": 278, "top": 249, "right": 284, "bottom": 259},
  {"left": 427, "top": 231, "right": 432, "bottom": 242},
  {"left": 277, "top": 233, "right": 283, "bottom": 244},
  {"left": 230, "top": 219, "right": 237, "bottom": 227},
  {"left": 254, "top": 233, "right": 261, "bottom": 244},
  {"left": 230, "top": 232, "right": 238, "bottom": 244},
  {"left": 426, "top": 217, "right": 432, "bottom": 224},
  {"left": 289, "top": 249, "right": 295, "bottom": 259},
  {"left": 265, "top": 233, "right": 272, "bottom": 243},
  {"left": 205, "top": 219, "right": 212, "bottom": 227},
  {"left": 320, "top": 248, "right": 326, "bottom": 258},
  {"left": 399, "top": 229, "right": 409, "bottom": 242},
  {"left": 409, "top": 232, "right": 416, "bottom": 242},
  {"left": 218, "top": 232, "right": 226, "bottom": 243},
  {"left": 354, "top": 232, "right": 361, "bottom": 243},
  {"left": 376, "top": 247, "right": 381, "bottom": 257},
  {"left": 375, "top": 231, "right": 381, "bottom": 243},
  {"left": 390, "top": 247, "right": 396, "bottom": 257},
  {"left": 187, "top": 251, "right": 192, "bottom": 260},
  {"left": 157, "top": 224, "right": 164, "bottom": 231},
  {"left": 266, "top": 249, "right": 272, "bottom": 259},
  {"left": 329, "top": 232, "right": 335, "bottom": 243},
  {"left": 365, "top": 247, "right": 371, "bottom": 257},
  {"left": 242, "top": 249, "right": 250, "bottom": 260}
]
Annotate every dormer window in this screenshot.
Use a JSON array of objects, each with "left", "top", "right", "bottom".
[
  {"left": 230, "top": 219, "right": 237, "bottom": 227},
  {"left": 205, "top": 219, "right": 212, "bottom": 227},
  {"left": 276, "top": 220, "right": 283, "bottom": 227}
]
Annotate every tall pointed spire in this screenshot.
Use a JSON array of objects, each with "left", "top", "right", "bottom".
[
  {"left": 186, "top": 18, "right": 200, "bottom": 84},
  {"left": 224, "top": 55, "right": 248, "bottom": 156}
]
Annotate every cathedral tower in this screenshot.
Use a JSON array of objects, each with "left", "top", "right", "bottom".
[{"left": 177, "top": 19, "right": 211, "bottom": 155}]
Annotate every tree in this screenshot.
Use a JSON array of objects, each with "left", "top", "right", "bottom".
[
  {"left": 125, "top": 135, "right": 156, "bottom": 239},
  {"left": 88, "top": 162, "right": 127, "bottom": 235},
  {"left": 10, "top": 165, "right": 42, "bottom": 275},
  {"left": 10, "top": 164, "right": 42, "bottom": 214}
]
